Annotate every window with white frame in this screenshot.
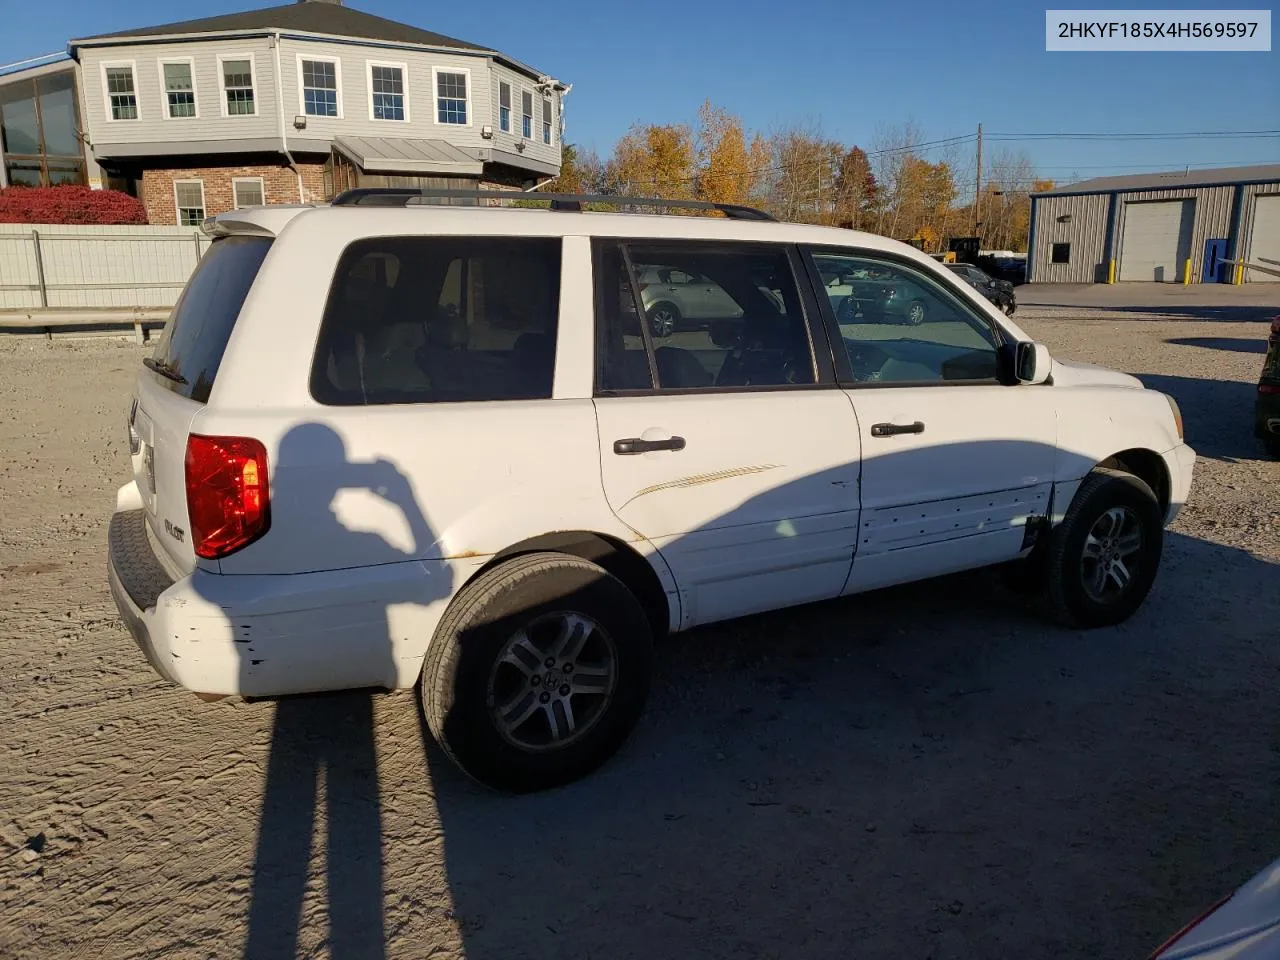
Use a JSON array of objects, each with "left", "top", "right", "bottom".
[
  {"left": 542, "top": 96, "right": 552, "bottom": 144},
  {"left": 161, "top": 61, "right": 195, "bottom": 118},
  {"left": 221, "top": 58, "right": 256, "bottom": 115},
  {"left": 301, "top": 58, "right": 339, "bottom": 117},
  {"left": 498, "top": 81, "right": 511, "bottom": 133},
  {"left": 369, "top": 63, "right": 406, "bottom": 121},
  {"left": 232, "top": 178, "right": 265, "bottom": 209},
  {"left": 174, "top": 180, "right": 205, "bottom": 226},
  {"left": 435, "top": 70, "right": 467, "bottom": 124},
  {"left": 104, "top": 64, "right": 138, "bottom": 120},
  {"left": 521, "top": 90, "right": 532, "bottom": 139}
]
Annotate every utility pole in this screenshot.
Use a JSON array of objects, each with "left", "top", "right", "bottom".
[{"left": 974, "top": 122, "right": 983, "bottom": 236}]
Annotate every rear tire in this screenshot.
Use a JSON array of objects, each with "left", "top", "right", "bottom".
[
  {"left": 904, "top": 299, "right": 927, "bottom": 325},
  {"left": 1044, "top": 468, "right": 1164, "bottom": 628},
  {"left": 1263, "top": 433, "right": 1280, "bottom": 459},
  {"left": 421, "top": 552, "right": 653, "bottom": 793}
]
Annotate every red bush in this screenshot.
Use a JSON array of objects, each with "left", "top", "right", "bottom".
[{"left": 0, "top": 185, "right": 148, "bottom": 225}]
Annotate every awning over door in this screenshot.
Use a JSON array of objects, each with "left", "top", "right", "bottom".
[{"left": 333, "top": 136, "right": 483, "bottom": 176}]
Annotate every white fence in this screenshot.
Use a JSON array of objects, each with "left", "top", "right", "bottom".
[{"left": 0, "top": 224, "right": 207, "bottom": 309}]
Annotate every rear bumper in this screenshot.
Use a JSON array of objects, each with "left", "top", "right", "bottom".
[{"left": 107, "top": 505, "right": 471, "bottom": 697}]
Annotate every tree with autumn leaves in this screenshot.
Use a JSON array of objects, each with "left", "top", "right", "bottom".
[{"left": 547, "top": 102, "right": 1043, "bottom": 250}]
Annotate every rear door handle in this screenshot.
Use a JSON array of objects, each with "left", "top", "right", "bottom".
[
  {"left": 614, "top": 436, "right": 686, "bottom": 455},
  {"left": 870, "top": 421, "right": 925, "bottom": 438}
]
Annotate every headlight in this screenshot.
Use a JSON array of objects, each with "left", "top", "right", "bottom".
[{"left": 1164, "top": 393, "right": 1184, "bottom": 441}]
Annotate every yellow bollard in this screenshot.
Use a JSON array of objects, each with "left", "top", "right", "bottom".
[
  {"left": 1107, "top": 259, "right": 1116, "bottom": 284},
  {"left": 1234, "top": 262, "right": 1244, "bottom": 285},
  {"left": 1183, "top": 258, "right": 1192, "bottom": 285}
]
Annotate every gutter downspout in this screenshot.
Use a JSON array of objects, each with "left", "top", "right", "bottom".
[{"left": 271, "top": 31, "right": 306, "bottom": 202}]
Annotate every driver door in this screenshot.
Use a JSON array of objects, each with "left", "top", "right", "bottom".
[{"left": 803, "top": 247, "right": 1059, "bottom": 594}]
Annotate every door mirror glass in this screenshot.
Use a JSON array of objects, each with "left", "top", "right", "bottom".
[{"left": 1015, "top": 341, "right": 1052, "bottom": 384}]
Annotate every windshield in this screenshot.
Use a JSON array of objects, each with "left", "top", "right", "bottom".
[{"left": 148, "top": 235, "right": 273, "bottom": 403}]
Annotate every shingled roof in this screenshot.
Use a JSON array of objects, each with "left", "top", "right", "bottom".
[{"left": 71, "top": 1, "right": 487, "bottom": 54}]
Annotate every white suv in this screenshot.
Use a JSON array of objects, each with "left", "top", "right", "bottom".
[{"left": 107, "top": 190, "right": 1195, "bottom": 793}]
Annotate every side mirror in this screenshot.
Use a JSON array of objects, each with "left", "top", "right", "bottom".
[{"left": 1015, "top": 341, "right": 1052, "bottom": 384}]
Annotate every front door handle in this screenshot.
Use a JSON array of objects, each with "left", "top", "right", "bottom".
[
  {"left": 614, "top": 436, "right": 686, "bottom": 455},
  {"left": 870, "top": 421, "right": 925, "bottom": 438}
]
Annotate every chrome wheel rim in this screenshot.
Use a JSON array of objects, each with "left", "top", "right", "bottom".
[
  {"left": 652, "top": 307, "right": 674, "bottom": 332},
  {"left": 907, "top": 302, "right": 925, "bottom": 324},
  {"left": 1080, "top": 506, "right": 1144, "bottom": 603},
  {"left": 487, "top": 612, "right": 617, "bottom": 752}
]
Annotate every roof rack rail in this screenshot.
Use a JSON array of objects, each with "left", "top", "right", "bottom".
[{"left": 328, "top": 187, "right": 776, "bottom": 221}]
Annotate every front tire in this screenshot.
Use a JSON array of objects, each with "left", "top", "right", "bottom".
[
  {"left": 421, "top": 552, "right": 653, "bottom": 793},
  {"left": 1044, "top": 468, "right": 1164, "bottom": 628},
  {"left": 904, "top": 298, "right": 927, "bottom": 325}
]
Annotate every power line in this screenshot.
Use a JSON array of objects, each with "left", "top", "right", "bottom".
[{"left": 988, "top": 129, "right": 1280, "bottom": 141}]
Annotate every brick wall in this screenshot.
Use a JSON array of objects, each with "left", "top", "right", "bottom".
[{"left": 141, "top": 161, "right": 328, "bottom": 225}]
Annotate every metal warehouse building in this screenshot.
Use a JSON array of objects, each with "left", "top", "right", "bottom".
[{"left": 1027, "top": 164, "right": 1280, "bottom": 284}]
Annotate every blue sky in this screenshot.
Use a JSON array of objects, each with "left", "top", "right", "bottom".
[{"left": 3, "top": 0, "right": 1276, "bottom": 191}]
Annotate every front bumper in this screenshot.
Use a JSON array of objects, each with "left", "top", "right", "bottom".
[{"left": 1162, "top": 441, "right": 1197, "bottom": 526}]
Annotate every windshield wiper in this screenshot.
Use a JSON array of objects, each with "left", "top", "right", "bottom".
[{"left": 143, "top": 356, "right": 188, "bottom": 384}]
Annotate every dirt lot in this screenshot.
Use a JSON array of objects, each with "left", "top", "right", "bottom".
[{"left": 1, "top": 293, "right": 1278, "bottom": 960}]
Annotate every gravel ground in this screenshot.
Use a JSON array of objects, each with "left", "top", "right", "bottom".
[{"left": 1, "top": 299, "right": 1278, "bottom": 960}]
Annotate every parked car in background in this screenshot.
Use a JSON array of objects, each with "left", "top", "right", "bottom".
[
  {"left": 1148, "top": 854, "right": 1280, "bottom": 958},
  {"left": 975, "top": 254, "right": 1028, "bottom": 286},
  {"left": 1256, "top": 316, "right": 1280, "bottom": 457},
  {"left": 946, "top": 262, "right": 1017, "bottom": 315}
]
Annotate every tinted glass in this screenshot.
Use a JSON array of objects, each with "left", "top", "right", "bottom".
[
  {"left": 1051, "top": 243, "right": 1070, "bottom": 264},
  {"left": 596, "top": 241, "right": 815, "bottom": 392},
  {"left": 37, "top": 73, "right": 80, "bottom": 155},
  {"left": 311, "top": 237, "right": 561, "bottom": 405},
  {"left": 811, "top": 251, "right": 1000, "bottom": 384},
  {"left": 0, "top": 81, "right": 39, "bottom": 155},
  {"left": 149, "top": 236, "right": 272, "bottom": 402}
]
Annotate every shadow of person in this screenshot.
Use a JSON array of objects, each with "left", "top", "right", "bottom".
[{"left": 232, "top": 422, "right": 446, "bottom": 960}]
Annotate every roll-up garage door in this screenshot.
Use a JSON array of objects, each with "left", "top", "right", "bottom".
[
  {"left": 1246, "top": 194, "right": 1280, "bottom": 282},
  {"left": 1118, "top": 199, "right": 1194, "bottom": 282}
]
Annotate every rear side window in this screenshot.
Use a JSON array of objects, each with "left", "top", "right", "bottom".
[
  {"left": 594, "top": 239, "right": 816, "bottom": 393},
  {"left": 148, "top": 235, "right": 273, "bottom": 403},
  {"left": 310, "top": 236, "right": 561, "bottom": 405}
]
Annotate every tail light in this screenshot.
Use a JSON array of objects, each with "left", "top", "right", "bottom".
[{"left": 185, "top": 434, "right": 270, "bottom": 559}]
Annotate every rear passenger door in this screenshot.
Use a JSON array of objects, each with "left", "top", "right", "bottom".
[{"left": 591, "top": 240, "right": 862, "bottom": 629}]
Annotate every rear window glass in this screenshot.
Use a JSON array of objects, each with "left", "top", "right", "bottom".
[
  {"left": 310, "top": 236, "right": 561, "bottom": 405},
  {"left": 148, "top": 235, "right": 273, "bottom": 403}
]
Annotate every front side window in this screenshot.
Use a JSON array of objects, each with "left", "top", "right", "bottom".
[
  {"left": 595, "top": 241, "right": 815, "bottom": 393},
  {"left": 222, "top": 59, "right": 256, "bottom": 116},
  {"left": 436, "top": 70, "right": 467, "bottom": 124},
  {"left": 542, "top": 97, "right": 553, "bottom": 144},
  {"left": 233, "top": 177, "right": 264, "bottom": 209},
  {"left": 174, "top": 180, "right": 205, "bottom": 226},
  {"left": 370, "top": 64, "right": 405, "bottom": 121},
  {"left": 521, "top": 90, "right": 533, "bottom": 139},
  {"left": 301, "top": 58, "right": 339, "bottom": 117},
  {"left": 162, "top": 61, "right": 195, "bottom": 118},
  {"left": 105, "top": 65, "right": 138, "bottom": 120},
  {"left": 810, "top": 250, "right": 1000, "bottom": 385},
  {"left": 311, "top": 237, "right": 562, "bottom": 405},
  {"left": 499, "top": 81, "right": 511, "bottom": 132}
]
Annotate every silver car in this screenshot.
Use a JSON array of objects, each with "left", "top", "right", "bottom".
[{"left": 1149, "top": 855, "right": 1280, "bottom": 958}]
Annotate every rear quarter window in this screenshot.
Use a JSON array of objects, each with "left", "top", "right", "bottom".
[
  {"left": 310, "top": 236, "right": 562, "bottom": 405},
  {"left": 147, "top": 235, "right": 273, "bottom": 403}
]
